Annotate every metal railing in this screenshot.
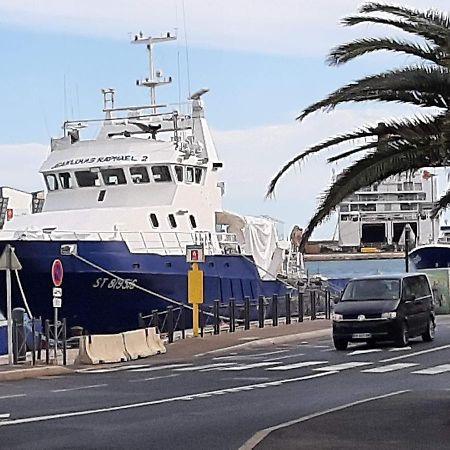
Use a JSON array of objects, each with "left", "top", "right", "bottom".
[{"left": 138, "top": 288, "right": 334, "bottom": 344}]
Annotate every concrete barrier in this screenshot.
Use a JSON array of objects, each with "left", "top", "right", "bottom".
[
  {"left": 76, "top": 333, "right": 129, "bottom": 365},
  {"left": 146, "top": 327, "right": 166, "bottom": 354},
  {"left": 122, "top": 329, "right": 155, "bottom": 360}
]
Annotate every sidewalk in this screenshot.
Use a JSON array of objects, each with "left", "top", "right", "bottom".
[{"left": 0, "top": 319, "right": 331, "bottom": 381}]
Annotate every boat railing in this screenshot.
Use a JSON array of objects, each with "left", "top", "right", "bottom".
[{"left": 9, "top": 229, "right": 240, "bottom": 256}]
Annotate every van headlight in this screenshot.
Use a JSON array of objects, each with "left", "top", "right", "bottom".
[
  {"left": 332, "top": 313, "right": 343, "bottom": 322},
  {"left": 381, "top": 311, "right": 397, "bottom": 319}
]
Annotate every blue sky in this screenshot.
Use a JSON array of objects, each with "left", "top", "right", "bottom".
[{"left": 0, "top": 0, "right": 447, "bottom": 238}]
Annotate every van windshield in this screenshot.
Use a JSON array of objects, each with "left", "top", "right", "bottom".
[{"left": 342, "top": 279, "right": 400, "bottom": 301}]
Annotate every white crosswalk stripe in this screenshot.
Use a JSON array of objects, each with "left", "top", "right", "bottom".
[
  {"left": 361, "top": 363, "right": 419, "bottom": 373},
  {"left": 266, "top": 361, "right": 328, "bottom": 371},
  {"left": 131, "top": 363, "right": 193, "bottom": 373},
  {"left": 348, "top": 349, "right": 381, "bottom": 356},
  {"left": 411, "top": 364, "right": 450, "bottom": 375},
  {"left": 314, "top": 362, "right": 372, "bottom": 372},
  {"left": 218, "top": 362, "right": 282, "bottom": 371},
  {"left": 175, "top": 363, "right": 236, "bottom": 372},
  {"left": 388, "top": 346, "right": 411, "bottom": 352}
]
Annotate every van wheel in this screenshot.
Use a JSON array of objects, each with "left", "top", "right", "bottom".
[
  {"left": 333, "top": 337, "right": 348, "bottom": 351},
  {"left": 422, "top": 317, "right": 435, "bottom": 342},
  {"left": 395, "top": 321, "right": 409, "bottom": 347}
]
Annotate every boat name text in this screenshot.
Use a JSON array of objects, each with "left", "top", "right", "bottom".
[
  {"left": 92, "top": 277, "right": 138, "bottom": 290},
  {"left": 51, "top": 155, "right": 148, "bottom": 169}
]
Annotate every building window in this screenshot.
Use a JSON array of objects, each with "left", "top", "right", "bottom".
[
  {"left": 350, "top": 204, "right": 359, "bottom": 211},
  {"left": 403, "top": 181, "right": 413, "bottom": 191},
  {"left": 75, "top": 170, "right": 100, "bottom": 187},
  {"left": 152, "top": 166, "right": 172, "bottom": 182},
  {"left": 189, "top": 215, "right": 197, "bottom": 229},
  {"left": 168, "top": 214, "right": 177, "bottom": 228},
  {"left": 194, "top": 168, "right": 203, "bottom": 184},
  {"left": 101, "top": 168, "right": 126, "bottom": 185},
  {"left": 186, "top": 167, "right": 194, "bottom": 183},
  {"left": 59, "top": 172, "right": 72, "bottom": 189},
  {"left": 150, "top": 213, "right": 159, "bottom": 228},
  {"left": 340, "top": 205, "right": 349, "bottom": 212},
  {"left": 175, "top": 166, "right": 183, "bottom": 182},
  {"left": 414, "top": 183, "right": 422, "bottom": 191},
  {"left": 130, "top": 166, "right": 150, "bottom": 184},
  {"left": 45, "top": 174, "right": 59, "bottom": 191}
]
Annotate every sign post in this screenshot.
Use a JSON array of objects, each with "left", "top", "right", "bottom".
[
  {"left": 186, "top": 245, "right": 204, "bottom": 337},
  {"left": 51, "top": 259, "right": 63, "bottom": 362},
  {"left": 0, "top": 245, "right": 22, "bottom": 365}
]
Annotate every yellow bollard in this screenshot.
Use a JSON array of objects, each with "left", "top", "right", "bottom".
[{"left": 188, "top": 262, "right": 204, "bottom": 337}]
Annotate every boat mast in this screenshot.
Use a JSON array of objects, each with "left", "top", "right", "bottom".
[{"left": 131, "top": 32, "right": 176, "bottom": 113}]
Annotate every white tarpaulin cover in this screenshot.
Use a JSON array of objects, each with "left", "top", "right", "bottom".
[{"left": 242, "top": 216, "right": 279, "bottom": 280}]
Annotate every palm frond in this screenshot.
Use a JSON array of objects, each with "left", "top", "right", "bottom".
[
  {"left": 431, "top": 188, "right": 450, "bottom": 217},
  {"left": 297, "top": 66, "right": 450, "bottom": 121},
  {"left": 328, "top": 38, "right": 444, "bottom": 67}
]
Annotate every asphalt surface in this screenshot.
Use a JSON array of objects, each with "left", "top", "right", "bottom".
[{"left": 0, "top": 316, "right": 449, "bottom": 449}]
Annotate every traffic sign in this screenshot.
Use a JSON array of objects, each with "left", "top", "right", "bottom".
[
  {"left": 51, "top": 259, "right": 64, "bottom": 287},
  {"left": 53, "top": 287, "right": 62, "bottom": 297},
  {"left": 53, "top": 297, "right": 62, "bottom": 308},
  {"left": 186, "top": 244, "right": 205, "bottom": 263}
]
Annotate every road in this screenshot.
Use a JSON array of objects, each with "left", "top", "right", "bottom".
[{"left": 1, "top": 316, "right": 450, "bottom": 449}]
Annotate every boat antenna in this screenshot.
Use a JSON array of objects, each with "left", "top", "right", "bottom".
[
  {"left": 181, "top": 0, "right": 192, "bottom": 98},
  {"left": 131, "top": 31, "right": 176, "bottom": 113}
]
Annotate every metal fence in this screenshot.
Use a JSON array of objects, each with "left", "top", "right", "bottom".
[{"left": 138, "top": 288, "right": 334, "bottom": 344}]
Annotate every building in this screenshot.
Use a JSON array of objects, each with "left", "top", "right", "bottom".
[{"left": 338, "top": 170, "right": 439, "bottom": 250}]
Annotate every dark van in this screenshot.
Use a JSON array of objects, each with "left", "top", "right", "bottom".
[{"left": 332, "top": 273, "right": 435, "bottom": 350}]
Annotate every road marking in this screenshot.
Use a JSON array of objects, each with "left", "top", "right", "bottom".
[
  {"left": 411, "top": 364, "right": 450, "bottom": 375},
  {"left": 0, "top": 414, "right": 10, "bottom": 419},
  {"left": 131, "top": 363, "right": 193, "bottom": 372},
  {"left": 380, "top": 344, "right": 450, "bottom": 363},
  {"left": 0, "top": 372, "right": 337, "bottom": 427},
  {"left": 389, "top": 346, "right": 411, "bottom": 352},
  {"left": 129, "top": 374, "right": 180, "bottom": 383},
  {"left": 0, "top": 394, "right": 26, "bottom": 400},
  {"left": 314, "top": 362, "right": 372, "bottom": 372},
  {"left": 174, "top": 363, "right": 236, "bottom": 372},
  {"left": 213, "top": 350, "right": 288, "bottom": 361},
  {"left": 226, "top": 377, "right": 270, "bottom": 382},
  {"left": 219, "top": 362, "right": 281, "bottom": 371},
  {"left": 362, "top": 363, "right": 419, "bottom": 373},
  {"left": 263, "top": 353, "right": 305, "bottom": 362},
  {"left": 52, "top": 384, "right": 108, "bottom": 393},
  {"left": 266, "top": 361, "right": 328, "bottom": 371},
  {"left": 239, "top": 390, "right": 410, "bottom": 450},
  {"left": 77, "top": 364, "right": 148, "bottom": 374},
  {"left": 348, "top": 349, "right": 381, "bottom": 356}
]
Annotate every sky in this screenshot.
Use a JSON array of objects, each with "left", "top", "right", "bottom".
[{"left": 0, "top": 0, "right": 448, "bottom": 239}]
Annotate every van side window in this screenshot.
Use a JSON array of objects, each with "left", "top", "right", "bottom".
[
  {"left": 416, "top": 275, "right": 431, "bottom": 297},
  {"left": 402, "top": 278, "right": 416, "bottom": 300}
]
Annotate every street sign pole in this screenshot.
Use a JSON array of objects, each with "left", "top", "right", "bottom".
[
  {"left": 54, "top": 306, "right": 58, "bottom": 362},
  {"left": 6, "top": 250, "right": 12, "bottom": 366},
  {"left": 51, "top": 260, "right": 64, "bottom": 363}
]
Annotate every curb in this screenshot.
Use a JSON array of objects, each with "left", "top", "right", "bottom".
[
  {"left": 194, "top": 328, "right": 331, "bottom": 357},
  {"left": 0, "top": 366, "right": 73, "bottom": 381}
]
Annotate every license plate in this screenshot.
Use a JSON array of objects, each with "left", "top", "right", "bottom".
[{"left": 352, "top": 333, "right": 371, "bottom": 339}]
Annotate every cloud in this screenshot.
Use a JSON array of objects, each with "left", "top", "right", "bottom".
[
  {"left": 1, "top": 0, "right": 448, "bottom": 56},
  {"left": 214, "top": 105, "right": 422, "bottom": 238},
  {"left": 0, "top": 144, "right": 49, "bottom": 192}
]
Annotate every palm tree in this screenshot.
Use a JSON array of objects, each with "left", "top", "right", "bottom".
[{"left": 267, "top": 2, "right": 450, "bottom": 250}]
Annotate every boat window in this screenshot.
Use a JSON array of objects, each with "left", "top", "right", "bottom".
[
  {"left": 186, "top": 167, "right": 194, "bottom": 183},
  {"left": 189, "top": 215, "right": 197, "bottom": 229},
  {"left": 98, "top": 190, "right": 106, "bottom": 202},
  {"left": 168, "top": 214, "right": 177, "bottom": 228},
  {"left": 45, "top": 174, "right": 59, "bottom": 191},
  {"left": 130, "top": 166, "right": 150, "bottom": 184},
  {"left": 101, "top": 168, "right": 126, "bottom": 185},
  {"left": 194, "top": 168, "right": 203, "bottom": 184},
  {"left": 152, "top": 166, "right": 172, "bottom": 183},
  {"left": 150, "top": 213, "right": 159, "bottom": 228},
  {"left": 175, "top": 166, "right": 183, "bottom": 182},
  {"left": 59, "top": 172, "right": 72, "bottom": 189},
  {"left": 75, "top": 170, "right": 100, "bottom": 187}
]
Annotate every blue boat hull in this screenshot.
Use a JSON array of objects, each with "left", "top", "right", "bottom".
[
  {"left": 0, "top": 241, "right": 287, "bottom": 334},
  {"left": 409, "top": 245, "right": 450, "bottom": 271}
]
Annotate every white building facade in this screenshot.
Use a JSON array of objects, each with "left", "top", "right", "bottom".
[{"left": 338, "top": 170, "right": 439, "bottom": 250}]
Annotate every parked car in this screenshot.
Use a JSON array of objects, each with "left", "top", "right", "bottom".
[{"left": 332, "top": 273, "right": 435, "bottom": 350}]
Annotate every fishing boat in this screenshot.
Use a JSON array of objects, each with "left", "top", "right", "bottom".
[{"left": 0, "top": 33, "right": 297, "bottom": 333}]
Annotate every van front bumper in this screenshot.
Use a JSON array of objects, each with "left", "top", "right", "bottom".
[{"left": 333, "top": 318, "right": 400, "bottom": 341}]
